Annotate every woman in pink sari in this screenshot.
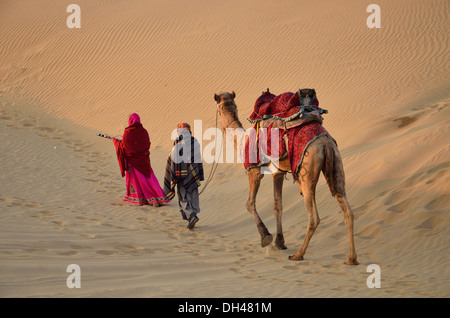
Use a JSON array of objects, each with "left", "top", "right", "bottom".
[{"left": 112, "top": 113, "right": 169, "bottom": 206}]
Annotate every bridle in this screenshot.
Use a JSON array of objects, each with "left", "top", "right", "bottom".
[
  {"left": 216, "top": 100, "right": 226, "bottom": 112},
  {"left": 216, "top": 100, "right": 238, "bottom": 128}
]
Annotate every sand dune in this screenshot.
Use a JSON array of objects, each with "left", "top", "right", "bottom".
[{"left": 0, "top": 0, "right": 449, "bottom": 298}]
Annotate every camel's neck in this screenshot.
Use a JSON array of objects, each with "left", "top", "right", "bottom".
[{"left": 220, "top": 110, "right": 247, "bottom": 158}]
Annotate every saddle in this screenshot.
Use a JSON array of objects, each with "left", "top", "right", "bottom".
[
  {"left": 247, "top": 88, "right": 327, "bottom": 130},
  {"left": 244, "top": 89, "right": 333, "bottom": 181}
]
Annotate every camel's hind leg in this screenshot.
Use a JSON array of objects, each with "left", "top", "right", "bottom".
[
  {"left": 289, "top": 148, "right": 323, "bottom": 261},
  {"left": 336, "top": 194, "right": 359, "bottom": 265},
  {"left": 330, "top": 145, "right": 359, "bottom": 265},
  {"left": 246, "top": 168, "right": 272, "bottom": 247},
  {"left": 273, "top": 170, "right": 287, "bottom": 250}
]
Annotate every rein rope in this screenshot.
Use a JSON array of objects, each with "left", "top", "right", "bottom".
[{"left": 198, "top": 105, "right": 222, "bottom": 196}]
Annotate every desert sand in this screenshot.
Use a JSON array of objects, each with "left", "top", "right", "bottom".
[{"left": 0, "top": 0, "right": 448, "bottom": 298}]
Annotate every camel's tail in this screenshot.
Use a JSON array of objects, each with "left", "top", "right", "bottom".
[{"left": 322, "top": 139, "right": 346, "bottom": 197}]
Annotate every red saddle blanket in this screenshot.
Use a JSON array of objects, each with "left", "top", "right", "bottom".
[
  {"left": 248, "top": 90, "right": 324, "bottom": 122},
  {"left": 244, "top": 91, "right": 334, "bottom": 181}
]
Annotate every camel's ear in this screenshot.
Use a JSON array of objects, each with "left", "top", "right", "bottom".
[
  {"left": 214, "top": 94, "right": 221, "bottom": 103},
  {"left": 231, "top": 91, "right": 236, "bottom": 99}
]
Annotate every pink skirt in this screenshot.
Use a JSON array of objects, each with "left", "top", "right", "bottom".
[{"left": 124, "top": 166, "right": 170, "bottom": 205}]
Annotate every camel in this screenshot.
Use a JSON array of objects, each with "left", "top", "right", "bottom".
[{"left": 214, "top": 90, "right": 358, "bottom": 265}]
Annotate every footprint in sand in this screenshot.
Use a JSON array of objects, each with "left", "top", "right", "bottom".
[
  {"left": 58, "top": 250, "right": 78, "bottom": 256},
  {"left": 392, "top": 116, "right": 418, "bottom": 128},
  {"left": 70, "top": 244, "right": 93, "bottom": 250},
  {"left": 296, "top": 280, "right": 317, "bottom": 286},
  {"left": 97, "top": 249, "right": 118, "bottom": 256},
  {"left": 23, "top": 247, "right": 47, "bottom": 253},
  {"left": 322, "top": 263, "right": 346, "bottom": 269},
  {"left": 332, "top": 253, "right": 346, "bottom": 260},
  {"left": 386, "top": 197, "right": 419, "bottom": 213},
  {"left": 230, "top": 267, "right": 243, "bottom": 274},
  {"left": 22, "top": 122, "right": 35, "bottom": 128},
  {"left": 0, "top": 197, "right": 14, "bottom": 204},
  {"left": 414, "top": 215, "right": 444, "bottom": 231},
  {"left": 40, "top": 210, "right": 60, "bottom": 217},
  {"left": 30, "top": 210, "right": 60, "bottom": 220},
  {"left": 283, "top": 265, "right": 301, "bottom": 270},
  {"left": 425, "top": 194, "right": 450, "bottom": 211},
  {"left": 356, "top": 223, "right": 382, "bottom": 240},
  {"left": 111, "top": 202, "right": 127, "bottom": 207},
  {"left": 0, "top": 115, "right": 14, "bottom": 121}
]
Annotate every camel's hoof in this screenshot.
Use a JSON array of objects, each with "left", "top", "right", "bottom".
[
  {"left": 345, "top": 258, "right": 359, "bottom": 265},
  {"left": 275, "top": 243, "right": 287, "bottom": 250},
  {"left": 261, "top": 234, "right": 273, "bottom": 247},
  {"left": 288, "top": 255, "right": 304, "bottom": 261},
  {"left": 275, "top": 235, "right": 287, "bottom": 250}
]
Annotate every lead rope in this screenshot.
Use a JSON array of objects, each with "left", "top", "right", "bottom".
[{"left": 198, "top": 106, "right": 222, "bottom": 196}]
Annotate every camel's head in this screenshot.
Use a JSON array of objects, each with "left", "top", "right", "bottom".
[
  {"left": 214, "top": 91, "right": 237, "bottom": 115},
  {"left": 298, "top": 88, "right": 316, "bottom": 106},
  {"left": 214, "top": 91, "right": 241, "bottom": 129}
]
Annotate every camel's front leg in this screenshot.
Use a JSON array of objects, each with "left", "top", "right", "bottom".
[
  {"left": 289, "top": 147, "right": 322, "bottom": 261},
  {"left": 273, "top": 171, "right": 287, "bottom": 250},
  {"left": 246, "top": 168, "right": 272, "bottom": 247},
  {"left": 289, "top": 181, "right": 320, "bottom": 261}
]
